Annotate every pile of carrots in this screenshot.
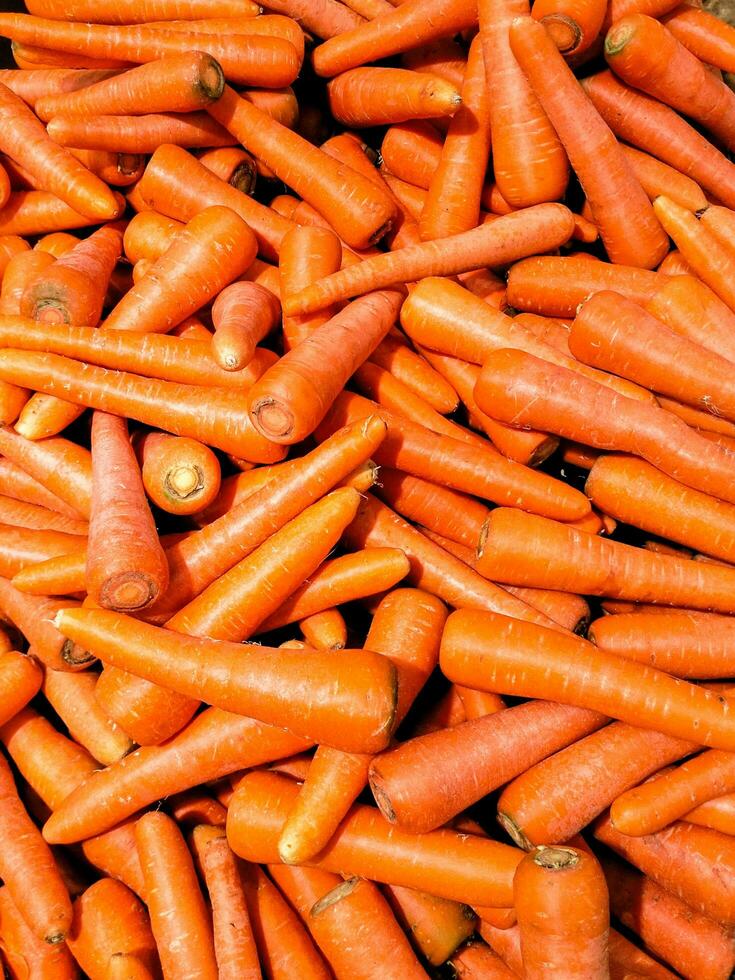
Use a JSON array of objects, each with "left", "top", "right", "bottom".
[{"left": 2, "top": 0, "right": 735, "bottom": 976}]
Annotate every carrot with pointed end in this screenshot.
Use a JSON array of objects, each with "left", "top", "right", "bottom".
[
  {"left": 0, "top": 496, "right": 88, "bottom": 535},
  {"left": 0, "top": 426, "right": 90, "bottom": 518},
  {"left": 370, "top": 332, "right": 458, "bottom": 415},
  {"left": 0, "top": 579, "right": 91, "bottom": 670},
  {"left": 48, "top": 111, "right": 236, "bottom": 153},
  {"left": 0, "top": 526, "right": 85, "bottom": 580},
  {"left": 279, "top": 224, "right": 342, "bottom": 350},
  {"left": 509, "top": 16, "right": 667, "bottom": 267},
  {"left": 136, "top": 431, "right": 220, "bottom": 517},
  {"left": 514, "top": 846, "right": 609, "bottom": 979},
  {"left": 0, "top": 189, "right": 122, "bottom": 237},
  {"left": 646, "top": 274, "right": 735, "bottom": 363},
  {"left": 211, "top": 281, "right": 280, "bottom": 372},
  {"left": 35, "top": 51, "right": 224, "bottom": 120},
  {"left": 0, "top": 650, "right": 42, "bottom": 728},
  {"left": 42, "top": 669, "right": 133, "bottom": 766},
  {"left": 327, "top": 67, "right": 461, "bottom": 126},
  {"left": 532, "top": 0, "right": 606, "bottom": 55},
  {"left": 621, "top": 144, "right": 707, "bottom": 212},
  {"left": 0, "top": 887, "right": 78, "bottom": 980}
]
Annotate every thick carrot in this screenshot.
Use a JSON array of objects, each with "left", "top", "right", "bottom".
[
  {"left": 0, "top": 232, "right": 54, "bottom": 322},
  {"left": 211, "top": 281, "right": 280, "bottom": 372},
  {"left": 284, "top": 204, "right": 574, "bottom": 315},
  {"left": 685, "top": 793, "right": 735, "bottom": 834},
  {"left": 0, "top": 496, "right": 88, "bottom": 535},
  {"left": 328, "top": 67, "right": 461, "bottom": 127},
  {"left": 514, "top": 846, "right": 609, "bottom": 979},
  {"left": 479, "top": 0, "right": 569, "bottom": 208},
  {"left": 0, "top": 650, "right": 42, "bottom": 728},
  {"left": 0, "top": 235, "right": 29, "bottom": 280},
  {"left": 474, "top": 348, "right": 735, "bottom": 506},
  {"left": 402, "top": 36, "right": 467, "bottom": 86},
  {"left": 0, "top": 65, "right": 121, "bottom": 106},
  {"left": 279, "top": 224, "right": 342, "bottom": 350},
  {"left": 581, "top": 69, "right": 735, "bottom": 210},
  {"left": 606, "top": 14, "right": 735, "bottom": 151},
  {"left": 0, "top": 578, "right": 91, "bottom": 670},
  {"left": 47, "top": 111, "right": 235, "bottom": 152},
  {"left": 0, "top": 752, "right": 71, "bottom": 944},
  {"left": 510, "top": 16, "right": 667, "bottom": 267},
  {"left": 136, "top": 431, "right": 220, "bottom": 516},
  {"left": 43, "top": 668, "right": 133, "bottom": 765},
  {"left": 258, "top": 0, "right": 362, "bottom": 40},
  {"left": 311, "top": 0, "right": 477, "bottom": 77},
  {"left": 0, "top": 886, "right": 77, "bottom": 980},
  {"left": 208, "top": 85, "right": 396, "bottom": 249},
  {"left": 621, "top": 143, "right": 707, "bottom": 212},
  {"left": 496, "top": 722, "right": 694, "bottom": 848},
  {"left": 95, "top": 665, "right": 199, "bottom": 747},
  {"left": 198, "top": 145, "right": 257, "bottom": 195},
  {"left": 532, "top": 0, "right": 606, "bottom": 54},
  {"left": 369, "top": 700, "right": 606, "bottom": 833},
  {"left": 0, "top": 425, "right": 90, "bottom": 517},
  {"left": 123, "top": 210, "right": 181, "bottom": 263},
  {"left": 663, "top": 4, "right": 735, "bottom": 72},
  {"left": 298, "top": 609, "right": 346, "bottom": 651},
  {"left": 379, "top": 119, "right": 445, "bottom": 189}
]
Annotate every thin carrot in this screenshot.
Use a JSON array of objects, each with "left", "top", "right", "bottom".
[
  {"left": 197, "top": 146, "right": 257, "bottom": 195},
  {"left": 0, "top": 66, "right": 122, "bottom": 107},
  {"left": 0, "top": 650, "right": 42, "bottom": 728},
  {"left": 581, "top": 69, "right": 735, "bottom": 210},
  {"left": 509, "top": 16, "right": 667, "bottom": 267},
  {"left": 328, "top": 67, "right": 461, "bottom": 127},
  {"left": 136, "top": 431, "right": 220, "bottom": 516},
  {"left": 514, "top": 846, "right": 609, "bottom": 979},
  {"left": 0, "top": 496, "right": 88, "bottom": 535},
  {"left": 663, "top": 3, "right": 735, "bottom": 72},
  {"left": 0, "top": 524, "right": 84, "bottom": 580},
  {"left": 284, "top": 204, "right": 574, "bottom": 315},
  {"left": 299, "top": 609, "right": 347, "bottom": 651},
  {"left": 532, "top": 0, "right": 606, "bottom": 54},
  {"left": 496, "top": 722, "right": 694, "bottom": 848},
  {"left": 11, "top": 42, "right": 132, "bottom": 70},
  {"left": 48, "top": 111, "right": 236, "bottom": 152},
  {"left": 25, "top": 0, "right": 261, "bottom": 20},
  {"left": 211, "top": 281, "right": 280, "bottom": 372},
  {"left": 370, "top": 332, "right": 458, "bottom": 414},
  {"left": 257, "top": 0, "right": 363, "bottom": 40},
  {"left": 0, "top": 886, "right": 77, "bottom": 980},
  {"left": 474, "top": 348, "right": 735, "bottom": 507},
  {"left": 621, "top": 144, "right": 707, "bottom": 212},
  {"left": 279, "top": 225, "right": 342, "bottom": 350},
  {"left": 94, "top": 665, "right": 199, "bottom": 747},
  {"left": 0, "top": 578, "right": 91, "bottom": 670},
  {"left": 0, "top": 188, "right": 122, "bottom": 236}
]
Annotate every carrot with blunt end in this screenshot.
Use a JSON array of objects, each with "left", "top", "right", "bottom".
[
  {"left": 228, "top": 771, "right": 523, "bottom": 908},
  {"left": 136, "top": 432, "right": 220, "bottom": 517},
  {"left": 532, "top": 0, "right": 606, "bottom": 55},
  {"left": 299, "top": 609, "right": 347, "bottom": 651},
  {"left": 368, "top": 700, "right": 606, "bottom": 834},
  {"left": 284, "top": 204, "right": 574, "bottom": 315},
  {"left": 496, "top": 722, "right": 695, "bottom": 849},
  {"left": 327, "top": 67, "right": 461, "bottom": 127},
  {"left": 0, "top": 426, "right": 90, "bottom": 518},
  {"left": 193, "top": 827, "right": 260, "bottom": 980},
  {"left": 479, "top": 0, "right": 569, "bottom": 208},
  {"left": 279, "top": 224, "right": 342, "bottom": 350},
  {"left": 107, "top": 953, "right": 156, "bottom": 980},
  {"left": 249, "top": 289, "right": 402, "bottom": 444},
  {"left": 211, "top": 281, "right": 280, "bottom": 372},
  {"left": 312, "top": 0, "right": 478, "bottom": 77},
  {"left": 208, "top": 86, "right": 396, "bottom": 250},
  {"left": 123, "top": 211, "right": 181, "bottom": 263},
  {"left": 94, "top": 666, "right": 199, "bottom": 747},
  {"left": 277, "top": 588, "right": 445, "bottom": 864},
  {"left": 47, "top": 112, "right": 236, "bottom": 153},
  {"left": 0, "top": 83, "right": 120, "bottom": 221},
  {"left": 509, "top": 16, "right": 668, "bottom": 268},
  {"left": 135, "top": 812, "right": 217, "bottom": 980},
  {"left": 34, "top": 51, "right": 224, "bottom": 120},
  {"left": 104, "top": 205, "right": 256, "bottom": 333},
  {"left": 0, "top": 579, "right": 91, "bottom": 670},
  {"left": 663, "top": 4, "right": 735, "bottom": 72},
  {"left": 474, "top": 348, "right": 735, "bottom": 507},
  {"left": 0, "top": 650, "right": 42, "bottom": 728},
  {"left": 385, "top": 887, "right": 476, "bottom": 967},
  {"left": 0, "top": 887, "right": 78, "bottom": 980},
  {"left": 450, "top": 940, "right": 517, "bottom": 979},
  {"left": 514, "top": 846, "right": 609, "bottom": 979},
  {"left": 420, "top": 36, "right": 491, "bottom": 241},
  {"left": 270, "top": 868, "right": 430, "bottom": 979},
  {"left": 0, "top": 752, "right": 71, "bottom": 945},
  {"left": 0, "top": 235, "right": 29, "bottom": 278},
  {"left": 0, "top": 248, "right": 55, "bottom": 320}
]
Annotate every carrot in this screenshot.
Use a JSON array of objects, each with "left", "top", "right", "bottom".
[
  {"left": 0, "top": 234, "right": 29, "bottom": 280},
  {"left": 474, "top": 348, "right": 735, "bottom": 507},
  {"left": 441, "top": 608, "right": 735, "bottom": 749},
  {"left": 0, "top": 188, "right": 122, "bottom": 236},
  {"left": 385, "top": 887, "right": 475, "bottom": 967},
  {"left": 657, "top": 249, "right": 693, "bottom": 276},
  {"left": 370, "top": 332, "right": 458, "bottom": 414},
  {"left": 0, "top": 578, "right": 91, "bottom": 670},
  {"left": 270, "top": 868, "right": 430, "bottom": 979},
  {"left": 700, "top": 203, "right": 735, "bottom": 257},
  {"left": 480, "top": 0, "right": 569, "bottom": 208},
  {"left": 0, "top": 244, "right": 55, "bottom": 317},
  {"left": 379, "top": 119, "right": 444, "bottom": 189},
  {"left": 208, "top": 86, "right": 396, "bottom": 249},
  {"left": 328, "top": 67, "right": 461, "bottom": 127},
  {"left": 11, "top": 42, "right": 133, "bottom": 70},
  {"left": 621, "top": 144, "right": 707, "bottom": 212},
  {"left": 311, "top": 0, "right": 478, "bottom": 77},
  {"left": 135, "top": 431, "right": 220, "bottom": 516},
  {"left": 48, "top": 111, "right": 236, "bottom": 152},
  {"left": 94, "top": 665, "right": 199, "bottom": 747},
  {"left": 509, "top": 17, "right": 668, "bottom": 268},
  {"left": 450, "top": 939, "right": 518, "bottom": 979},
  {"left": 123, "top": 211, "right": 181, "bottom": 265},
  {"left": 0, "top": 66, "right": 122, "bottom": 107},
  {"left": 604, "top": 856, "right": 735, "bottom": 980},
  {"left": 257, "top": 0, "right": 363, "bottom": 40},
  {"left": 134, "top": 812, "right": 217, "bottom": 980},
  {"left": 595, "top": 811, "right": 735, "bottom": 925},
  {"left": 25, "top": 0, "right": 261, "bottom": 21},
  {"left": 0, "top": 886, "right": 78, "bottom": 980},
  {"left": 0, "top": 16, "right": 301, "bottom": 88},
  {"left": 55, "top": 604, "right": 399, "bottom": 753},
  {"left": 581, "top": 70, "right": 735, "bottom": 210},
  {"left": 496, "top": 722, "right": 694, "bottom": 848},
  {"left": 369, "top": 700, "right": 606, "bottom": 834},
  {"left": 0, "top": 650, "right": 42, "bottom": 728},
  {"left": 402, "top": 37, "right": 467, "bottom": 87},
  {"left": 279, "top": 225, "right": 342, "bottom": 350},
  {"left": 0, "top": 751, "right": 71, "bottom": 944},
  {"left": 107, "top": 952, "right": 156, "bottom": 980},
  {"left": 0, "top": 426, "right": 91, "bottom": 519},
  {"left": 532, "top": 0, "right": 606, "bottom": 54},
  {"left": 211, "top": 281, "right": 280, "bottom": 372},
  {"left": 663, "top": 4, "right": 735, "bottom": 72},
  {"left": 514, "top": 846, "right": 609, "bottom": 979},
  {"left": 419, "top": 37, "right": 491, "bottom": 240},
  {"left": 685, "top": 793, "right": 735, "bottom": 834},
  {"left": 586, "top": 455, "right": 735, "bottom": 564},
  {"left": 284, "top": 204, "right": 574, "bottom": 315},
  {"left": 132, "top": 15, "right": 306, "bottom": 63},
  {"left": 606, "top": 14, "right": 735, "bottom": 152},
  {"left": 197, "top": 146, "right": 257, "bottom": 195},
  {"left": 0, "top": 496, "right": 88, "bottom": 535}
]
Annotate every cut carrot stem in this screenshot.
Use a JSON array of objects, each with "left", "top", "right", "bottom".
[
  {"left": 136, "top": 431, "right": 221, "bottom": 516},
  {"left": 0, "top": 578, "right": 91, "bottom": 670},
  {"left": 211, "top": 280, "right": 281, "bottom": 372},
  {"left": 532, "top": 0, "right": 606, "bottom": 54},
  {"left": 299, "top": 609, "right": 347, "bottom": 651}
]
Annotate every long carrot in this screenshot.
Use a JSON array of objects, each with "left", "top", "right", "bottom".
[
  {"left": 622, "top": 143, "right": 707, "bottom": 212},
  {"left": 47, "top": 111, "right": 235, "bottom": 152},
  {"left": 25, "top": 0, "right": 261, "bottom": 22},
  {"left": 0, "top": 578, "right": 91, "bottom": 670},
  {"left": 208, "top": 85, "right": 396, "bottom": 249},
  {"left": 0, "top": 424, "right": 90, "bottom": 517},
  {"left": 663, "top": 3, "right": 735, "bottom": 72},
  {"left": 327, "top": 67, "right": 461, "bottom": 127},
  {"left": 136, "top": 431, "right": 221, "bottom": 516},
  {"left": 474, "top": 348, "right": 735, "bottom": 506},
  {"left": 0, "top": 650, "right": 42, "bottom": 728},
  {"left": 141, "top": 16, "right": 306, "bottom": 61},
  {"left": 0, "top": 188, "right": 122, "bottom": 236},
  {"left": 509, "top": 16, "right": 667, "bottom": 268},
  {"left": 646, "top": 274, "right": 735, "bottom": 364},
  {"left": 440, "top": 608, "right": 735, "bottom": 750},
  {"left": 11, "top": 41, "right": 133, "bottom": 70},
  {"left": 0, "top": 65, "right": 121, "bottom": 106},
  {"left": 279, "top": 224, "right": 342, "bottom": 350},
  {"left": 211, "top": 281, "right": 280, "bottom": 372},
  {"left": 370, "top": 332, "right": 458, "bottom": 415},
  {"left": 94, "top": 665, "right": 199, "bottom": 747},
  {"left": 0, "top": 887, "right": 77, "bottom": 980},
  {"left": 0, "top": 496, "right": 88, "bottom": 535},
  {"left": 514, "top": 846, "right": 609, "bottom": 979},
  {"left": 283, "top": 204, "right": 575, "bottom": 314},
  {"left": 479, "top": 0, "right": 569, "bottom": 208},
  {"left": 42, "top": 707, "right": 309, "bottom": 845}
]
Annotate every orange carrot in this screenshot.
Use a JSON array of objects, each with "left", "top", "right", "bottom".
[
  {"left": 532, "top": 0, "right": 606, "bottom": 54},
  {"left": 211, "top": 281, "right": 280, "bottom": 372},
  {"left": 0, "top": 650, "right": 42, "bottom": 728},
  {"left": 0, "top": 578, "right": 91, "bottom": 670},
  {"left": 47, "top": 111, "right": 236, "bottom": 152},
  {"left": 169, "top": 790, "right": 227, "bottom": 829},
  {"left": 279, "top": 224, "right": 342, "bottom": 350},
  {"left": 328, "top": 67, "right": 461, "bottom": 126},
  {"left": 385, "top": 887, "right": 476, "bottom": 967},
  {"left": 24, "top": 0, "right": 261, "bottom": 21},
  {"left": 0, "top": 424, "right": 90, "bottom": 518},
  {"left": 94, "top": 666, "right": 199, "bottom": 747},
  {"left": 0, "top": 245, "right": 55, "bottom": 316},
  {"left": 11, "top": 42, "right": 133, "bottom": 70},
  {"left": 197, "top": 145, "right": 257, "bottom": 195},
  {"left": 298, "top": 609, "right": 347, "bottom": 651},
  {"left": 0, "top": 886, "right": 77, "bottom": 980},
  {"left": 0, "top": 234, "right": 29, "bottom": 279},
  {"left": 401, "top": 36, "right": 467, "bottom": 87},
  {"left": 42, "top": 668, "right": 132, "bottom": 765},
  {"left": 0, "top": 188, "right": 124, "bottom": 236},
  {"left": 0, "top": 65, "right": 122, "bottom": 106},
  {"left": 0, "top": 523, "right": 85, "bottom": 580},
  {"left": 136, "top": 431, "right": 221, "bottom": 516},
  {"left": 646, "top": 274, "right": 735, "bottom": 363},
  {"left": 0, "top": 496, "right": 88, "bottom": 535},
  {"left": 663, "top": 3, "right": 735, "bottom": 72},
  {"left": 621, "top": 143, "right": 707, "bottom": 212},
  {"left": 370, "top": 332, "right": 458, "bottom": 415},
  {"left": 450, "top": 939, "right": 518, "bottom": 979},
  {"left": 123, "top": 210, "right": 182, "bottom": 263},
  {"left": 256, "top": 0, "right": 362, "bottom": 40}
]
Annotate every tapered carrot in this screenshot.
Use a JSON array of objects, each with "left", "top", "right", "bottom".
[
  {"left": 0, "top": 886, "right": 78, "bottom": 980},
  {"left": 134, "top": 812, "right": 217, "bottom": 980},
  {"left": 514, "top": 846, "right": 609, "bottom": 979},
  {"left": 0, "top": 578, "right": 91, "bottom": 670},
  {"left": 474, "top": 348, "right": 735, "bottom": 507},
  {"left": 595, "top": 811, "right": 735, "bottom": 924},
  {"left": 509, "top": 17, "right": 667, "bottom": 267},
  {"left": 0, "top": 425, "right": 90, "bottom": 517},
  {"left": 685, "top": 793, "right": 735, "bottom": 835},
  {"left": 299, "top": 609, "right": 347, "bottom": 651},
  {"left": 279, "top": 224, "right": 342, "bottom": 350},
  {"left": 581, "top": 70, "right": 735, "bottom": 210},
  {"left": 11, "top": 41, "right": 132, "bottom": 70},
  {"left": 0, "top": 188, "right": 122, "bottom": 236},
  {"left": 270, "top": 868, "right": 430, "bottom": 979},
  {"left": 284, "top": 204, "right": 574, "bottom": 315},
  {"left": 0, "top": 751, "right": 71, "bottom": 944},
  {"left": 621, "top": 144, "right": 707, "bottom": 212},
  {"left": 0, "top": 524, "right": 84, "bottom": 578},
  {"left": 328, "top": 67, "right": 460, "bottom": 127},
  {"left": 369, "top": 700, "right": 606, "bottom": 834},
  {"left": 48, "top": 111, "right": 235, "bottom": 153},
  {"left": 496, "top": 722, "right": 694, "bottom": 848},
  {"left": 312, "top": 0, "right": 477, "bottom": 77},
  {"left": 450, "top": 939, "right": 517, "bottom": 979},
  {"left": 208, "top": 86, "right": 396, "bottom": 249},
  {"left": 606, "top": 14, "right": 735, "bottom": 151},
  {"left": 0, "top": 496, "right": 88, "bottom": 535},
  {"left": 0, "top": 65, "right": 121, "bottom": 106},
  {"left": 192, "top": 828, "right": 260, "bottom": 980},
  {"left": 25, "top": 0, "right": 260, "bottom": 21},
  {"left": 663, "top": 4, "right": 735, "bottom": 72},
  {"left": 370, "top": 332, "right": 458, "bottom": 414},
  {"left": 136, "top": 431, "right": 220, "bottom": 516},
  {"left": 211, "top": 281, "right": 280, "bottom": 372},
  {"left": 42, "top": 668, "right": 132, "bottom": 765},
  {"left": 532, "top": 0, "right": 606, "bottom": 54},
  {"left": 0, "top": 650, "right": 42, "bottom": 728},
  {"left": 94, "top": 665, "right": 199, "bottom": 747}
]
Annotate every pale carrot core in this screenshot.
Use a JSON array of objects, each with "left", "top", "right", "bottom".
[
  {"left": 35, "top": 302, "right": 66, "bottom": 324},
  {"left": 166, "top": 464, "right": 202, "bottom": 498},
  {"left": 253, "top": 398, "right": 294, "bottom": 439},
  {"left": 100, "top": 572, "right": 155, "bottom": 611}
]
